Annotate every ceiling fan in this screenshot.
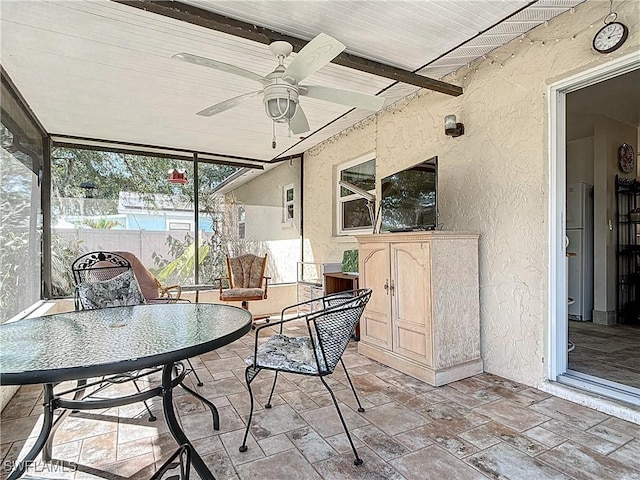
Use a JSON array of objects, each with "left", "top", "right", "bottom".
[{"left": 173, "top": 33, "right": 385, "bottom": 135}]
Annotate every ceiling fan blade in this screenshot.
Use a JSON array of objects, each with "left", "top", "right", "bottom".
[
  {"left": 283, "top": 33, "right": 345, "bottom": 84},
  {"left": 173, "top": 53, "right": 267, "bottom": 84},
  {"left": 289, "top": 106, "right": 310, "bottom": 135},
  {"left": 300, "top": 85, "right": 385, "bottom": 111},
  {"left": 196, "top": 90, "right": 262, "bottom": 117}
]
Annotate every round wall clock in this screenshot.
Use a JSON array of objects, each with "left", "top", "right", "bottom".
[
  {"left": 593, "top": 16, "right": 628, "bottom": 54},
  {"left": 619, "top": 143, "right": 635, "bottom": 173}
]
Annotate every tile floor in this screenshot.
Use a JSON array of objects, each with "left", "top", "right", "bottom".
[
  {"left": 568, "top": 321, "right": 640, "bottom": 390},
  {"left": 2, "top": 320, "right": 640, "bottom": 480}
]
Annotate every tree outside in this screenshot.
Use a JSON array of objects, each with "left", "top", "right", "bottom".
[
  {"left": 0, "top": 124, "right": 42, "bottom": 322},
  {"left": 50, "top": 147, "right": 263, "bottom": 295}
]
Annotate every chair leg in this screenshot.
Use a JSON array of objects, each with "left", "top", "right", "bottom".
[
  {"left": 186, "top": 358, "right": 204, "bottom": 386},
  {"left": 239, "top": 366, "right": 261, "bottom": 453},
  {"left": 340, "top": 358, "right": 365, "bottom": 413},
  {"left": 252, "top": 314, "right": 271, "bottom": 330},
  {"left": 132, "top": 379, "right": 157, "bottom": 422},
  {"left": 179, "top": 383, "right": 219, "bottom": 431},
  {"left": 319, "top": 375, "right": 363, "bottom": 466},
  {"left": 150, "top": 444, "right": 191, "bottom": 480},
  {"left": 265, "top": 371, "right": 278, "bottom": 409}
]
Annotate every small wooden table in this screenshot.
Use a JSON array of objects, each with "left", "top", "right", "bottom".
[{"left": 324, "top": 272, "right": 360, "bottom": 340}]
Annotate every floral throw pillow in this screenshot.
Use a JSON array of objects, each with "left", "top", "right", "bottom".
[{"left": 77, "top": 269, "right": 146, "bottom": 310}]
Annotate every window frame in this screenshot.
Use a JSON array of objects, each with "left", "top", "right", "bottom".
[
  {"left": 237, "top": 204, "right": 246, "bottom": 239},
  {"left": 282, "top": 183, "right": 294, "bottom": 225},
  {"left": 336, "top": 154, "right": 376, "bottom": 236},
  {"left": 167, "top": 221, "right": 193, "bottom": 231},
  {"left": 1, "top": 68, "right": 47, "bottom": 320}
]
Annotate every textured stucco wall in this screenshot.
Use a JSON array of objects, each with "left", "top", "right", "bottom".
[
  {"left": 303, "top": 0, "right": 639, "bottom": 387},
  {"left": 303, "top": 126, "right": 377, "bottom": 265}
]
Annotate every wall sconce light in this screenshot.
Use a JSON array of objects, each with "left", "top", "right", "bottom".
[{"left": 444, "top": 115, "right": 464, "bottom": 137}]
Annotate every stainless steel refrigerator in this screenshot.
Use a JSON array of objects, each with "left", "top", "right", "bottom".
[{"left": 566, "top": 182, "right": 594, "bottom": 321}]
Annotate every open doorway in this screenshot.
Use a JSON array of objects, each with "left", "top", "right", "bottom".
[
  {"left": 566, "top": 68, "right": 640, "bottom": 392},
  {"left": 551, "top": 57, "right": 640, "bottom": 403}
]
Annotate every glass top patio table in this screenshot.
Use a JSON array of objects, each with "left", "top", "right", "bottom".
[
  {"left": 0, "top": 303, "right": 252, "bottom": 385},
  {"left": 0, "top": 303, "right": 252, "bottom": 480}
]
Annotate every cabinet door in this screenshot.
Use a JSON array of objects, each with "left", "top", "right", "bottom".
[
  {"left": 391, "top": 242, "right": 432, "bottom": 366},
  {"left": 359, "top": 243, "right": 392, "bottom": 349}
]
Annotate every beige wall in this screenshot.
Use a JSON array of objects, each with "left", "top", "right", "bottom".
[
  {"left": 230, "top": 159, "right": 302, "bottom": 283},
  {"left": 566, "top": 117, "right": 640, "bottom": 326},
  {"left": 593, "top": 117, "right": 638, "bottom": 322},
  {"left": 303, "top": 127, "right": 377, "bottom": 266},
  {"left": 567, "top": 137, "right": 594, "bottom": 185},
  {"left": 303, "top": 0, "right": 639, "bottom": 387}
]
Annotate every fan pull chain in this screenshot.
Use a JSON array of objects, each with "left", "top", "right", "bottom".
[
  {"left": 287, "top": 89, "right": 292, "bottom": 137},
  {"left": 272, "top": 121, "right": 277, "bottom": 149}
]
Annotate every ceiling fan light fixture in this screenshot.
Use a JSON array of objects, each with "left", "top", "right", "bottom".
[
  {"left": 265, "top": 97, "right": 297, "bottom": 122},
  {"left": 264, "top": 84, "right": 298, "bottom": 122},
  {"left": 175, "top": 33, "right": 381, "bottom": 141}
]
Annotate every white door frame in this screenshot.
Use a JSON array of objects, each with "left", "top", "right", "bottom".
[{"left": 547, "top": 52, "right": 640, "bottom": 383}]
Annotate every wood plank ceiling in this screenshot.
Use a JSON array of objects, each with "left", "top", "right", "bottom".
[{"left": 0, "top": 0, "right": 584, "bottom": 164}]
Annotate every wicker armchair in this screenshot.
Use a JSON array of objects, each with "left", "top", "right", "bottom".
[
  {"left": 114, "top": 251, "right": 183, "bottom": 304},
  {"left": 239, "top": 289, "right": 372, "bottom": 466}
]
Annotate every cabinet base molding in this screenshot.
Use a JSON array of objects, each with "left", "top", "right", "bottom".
[{"left": 358, "top": 342, "right": 483, "bottom": 387}]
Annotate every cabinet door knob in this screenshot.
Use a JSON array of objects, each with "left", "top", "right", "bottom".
[
  {"left": 383, "top": 280, "right": 389, "bottom": 294},
  {"left": 390, "top": 280, "right": 395, "bottom": 295}
]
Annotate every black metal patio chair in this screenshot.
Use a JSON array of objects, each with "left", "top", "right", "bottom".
[
  {"left": 70, "top": 251, "right": 207, "bottom": 419},
  {"left": 150, "top": 444, "right": 191, "bottom": 480},
  {"left": 239, "top": 288, "right": 372, "bottom": 466},
  {"left": 71, "top": 251, "right": 161, "bottom": 421}
]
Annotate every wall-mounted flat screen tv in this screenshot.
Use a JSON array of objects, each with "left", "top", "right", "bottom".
[{"left": 380, "top": 156, "right": 438, "bottom": 232}]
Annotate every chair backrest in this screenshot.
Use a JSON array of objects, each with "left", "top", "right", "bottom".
[
  {"left": 75, "top": 269, "right": 146, "bottom": 310},
  {"left": 71, "top": 251, "right": 146, "bottom": 310},
  {"left": 71, "top": 251, "right": 132, "bottom": 285},
  {"left": 226, "top": 254, "right": 267, "bottom": 289},
  {"left": 308, "top": 289, "right": 372, "bottom": 373},
  {"left": 113, "top": 251, "right": 161, "bottom": 301}
]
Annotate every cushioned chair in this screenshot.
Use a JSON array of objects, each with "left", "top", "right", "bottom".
[
  {"left": 239, "top": 289, "right": 372, "bottom": 466},
  {"left": 216, "top": 254, "right": 271, "bottom": 327}
]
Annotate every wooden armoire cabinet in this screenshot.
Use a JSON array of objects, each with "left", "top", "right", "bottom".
[{"left": 355, "top": 232, "right": 482, "bottom": 386}]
